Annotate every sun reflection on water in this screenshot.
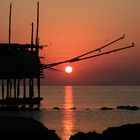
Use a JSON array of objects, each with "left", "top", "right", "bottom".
[{"left": 62, "top": 86, "right": 74, "bottom": 140}]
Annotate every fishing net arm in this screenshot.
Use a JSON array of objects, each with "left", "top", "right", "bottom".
[
  {"left": 69, "top": 43, "right": 134, "bottom": 63},
  {"left": 43, "top": 34, "right": 134, "bottom": 69}
]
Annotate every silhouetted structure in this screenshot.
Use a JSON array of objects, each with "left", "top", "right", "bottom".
[
  {"left": 0, "top": 2, "right": 43, "bottom": 110},
  {"left": 0, "top": 2, "right": 134, "bottom": 110}
]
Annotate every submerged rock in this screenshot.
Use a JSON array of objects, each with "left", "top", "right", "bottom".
[
  {"left": 53, "top": 107, "right": 61, "bottom": 110},
  {"left": 70, "top": 107, "right": 76, "bottom": 110},
  {"left": 117, "top": 105, "right": 140, "bottom": 110},
  {"left": 85, "top": 108, "right": 90, "bottom": 110},
  {"left": 100, "top": 107, "right": 113, "bottom": 110}
]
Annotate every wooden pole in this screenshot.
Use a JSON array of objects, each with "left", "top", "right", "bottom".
[
  {"left": 37, "top": 77, "right": 40, "bottom": 98},
  {"left": 36, "top": 1, "right": 39, "bottom": 53},
  {"left": 31, "top": 22, "right": 34, "bottom": 51},
  {"left": 9, "top": 79, "right": 12, "bottom": 98},
  {"left": 14, "top": 79, "right": 16, "bottom": 98},
  {"left": 17, "top": 79, "right": 20, "bottom": 98},
  {"left": 29, "top": 78, "right": 33, "bottom": 98},
  {"left": 23, "top": 78, "right": 26, "bottom": 98},
  {"left": 2, "top": 80, "right": 4, "bottom": 99},
  {"left": 9, "top": 3, "right": 12, "bottom": 44},
  {"left": 7, "top": 79, "right": 9, "bottom": 98},
  {"left": 36, "top": 1, "right": 41, "bottom": 99}
]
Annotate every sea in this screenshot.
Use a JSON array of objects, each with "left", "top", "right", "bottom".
[{"left": 0, "top": 86, "right": 140, "bottom": 140}]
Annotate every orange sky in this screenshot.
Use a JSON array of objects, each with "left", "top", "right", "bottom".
[{"left": 0, "top": 0, "right": 140, "bottom": 85}]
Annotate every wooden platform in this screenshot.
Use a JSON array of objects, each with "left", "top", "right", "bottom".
[{"left": 0, "top": 97, "right": 43, "bottom": 110}]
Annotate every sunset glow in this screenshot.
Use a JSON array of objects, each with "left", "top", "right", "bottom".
[
  {"left": 0, "top": 0, "right": 139, "bottom": 85},
  {"left": 0, "top": 1, "right": 139, "bottom": 140}
]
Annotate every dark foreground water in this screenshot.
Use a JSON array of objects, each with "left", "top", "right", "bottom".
[{"left": 0, "top": 86, "right": 140, "bottom": 140}]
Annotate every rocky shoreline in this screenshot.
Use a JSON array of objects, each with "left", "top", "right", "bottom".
[
  {"left": 70, "top": 123, "right": 140, "bottom": 140},
  {"left": 0, "top": 116, "right": 61, "bottom": 140},
  {"left": 52, "top": 105, "right": 140, "bottom": 111},
  {"left": 0, "top": 115, "right": 139, "bottom": 140}
]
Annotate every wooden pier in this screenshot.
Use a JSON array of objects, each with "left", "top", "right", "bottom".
[
  {"left": 0, "top": 2, "right": 43, "bottom": 110},
  {"left": 0, "top": 43, "right": 43, "bottom": 110}
]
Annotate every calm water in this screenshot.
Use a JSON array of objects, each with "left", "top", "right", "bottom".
[{"left": 0, "top": 86, "right": 140, "bottom": 140}]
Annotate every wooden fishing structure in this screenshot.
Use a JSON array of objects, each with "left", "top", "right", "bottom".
[
  {"left": 0, "top": 2, "right": 134, "bottom": 110},
  {"left": 0, "top": 2, "right": 43, "bottom": 110}
]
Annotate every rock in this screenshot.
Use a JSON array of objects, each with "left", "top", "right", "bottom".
[
  {"left": 0, "top": 116, "right": 61, "bottom": 140},
  {"left": 70, "top": 132, "right": 86, "bottom": 140},
  {"left": 53, "top": 107, "right": 61, "bottom": 110},
  {"left": 117, "top": 105, "right": 140, "bottom": 110},
  {"left": 100, "top": 107, "right": 113, "bottom": 110},
  {"left": 103, "top": 123, "right": 140, "bottom": 140},
  {"left": 85, "top": 108, "right": 90, "bottom": 110},
  {"left": 70, "top": 131, "right": 102, "bottom": 140},
  {"left": 69, "top": 123, "right": 140, "bottom": 140},
  {"left": 70, "top": 107, "right": 76, "bottom": 110}
]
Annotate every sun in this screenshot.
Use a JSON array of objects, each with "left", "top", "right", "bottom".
[{"left": 65, "top": 66, "right": 73, "bottom": 73}]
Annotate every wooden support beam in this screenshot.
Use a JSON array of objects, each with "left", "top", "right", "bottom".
[
  {"left": 9, "top": 3, "right": 12, "bottom": 44},
  {"left": 14, "top": 79, "right": 16, "bottom": 98},
  {"left": 2, "top": 80, "right": 4, "bottom": 99},
  {"left": 17, "top": 79, "right": 20, "bottom": 98},
  {"left": 31, "top": 22, "right": 34, "bottom": 51},
  {"left": 23, "top": 78, "right": 26, "bottom": 98},
  {"left": 37, "top": 77, "right": 40, "bottom": 98},
  {"left": 7, "top": 79, "right": 9, "bottom": 98},
  {"left": 36, "top": 1, "right": 39, "bottom": 54}
]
